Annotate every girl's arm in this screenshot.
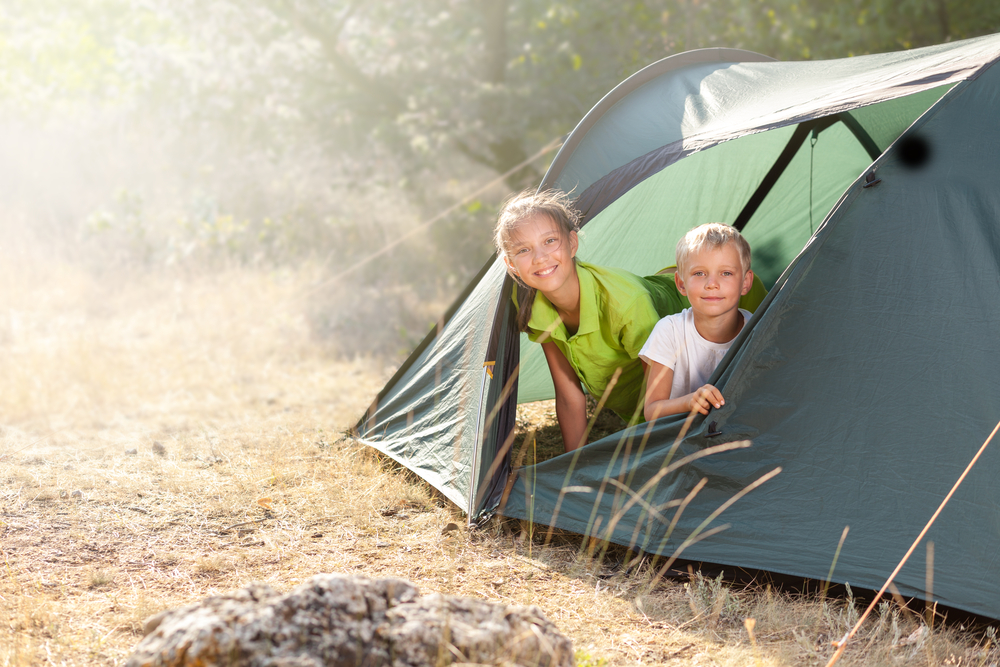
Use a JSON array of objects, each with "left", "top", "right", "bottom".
[
  {"left": 542, "top": 341, "right": 588, "bottom": 452},
  {"left": 644, "top": 360, "right": 725, "bottom": 421}
]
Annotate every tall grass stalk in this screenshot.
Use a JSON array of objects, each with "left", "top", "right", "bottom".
[
  {"left": 579, "top": 401, "right": 700, "bottom": 563},
  {"left": 924, "top": 541, "right": 935, "bottom": 615},
  {"left": 5, "top": 251, "right": 997, "bottom": 666},
  {"left": 827, "top": 416, "right": 1000, "bottom": 666},
  {"left": 822, "top": 526, "right": 850, "bottom": 599},
  {"left": 543, "top": 368, "right": 621, "bottom": 547}
]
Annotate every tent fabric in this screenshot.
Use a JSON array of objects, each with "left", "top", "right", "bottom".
[
  {"left": 514, "top": 85, "right": 956, "bottom": 404},
  {"left": 504, "top": 61, "right": 1000, "bottom": 616},
  {"left": 547, "top": 36, "right": 1000, "bottom": 201},
  {"left": 357, "top": 260, "right": 507, "bottom": 511},
  {"left": 355, "top": 32, "right": 1000, "bottom": 618}
]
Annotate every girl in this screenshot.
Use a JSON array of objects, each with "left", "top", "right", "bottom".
[{"left": 495, "top": 190, "right": 765, "bottom": 452}]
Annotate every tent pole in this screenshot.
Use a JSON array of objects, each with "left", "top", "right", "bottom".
[{"left": 733, "top": 112, "right": 881, "bottom": 231}]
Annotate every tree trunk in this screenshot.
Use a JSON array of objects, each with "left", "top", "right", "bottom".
[
  {"left": 483, "top": 0, "right": 508, "bottom": 83},
  {"left": 935, "top": 0, "right": 950, "bottom": 42},
  {"left": 476, "top": 0, "right": 540, "bottom": 188}
]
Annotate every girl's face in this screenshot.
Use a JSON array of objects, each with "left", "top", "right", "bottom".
[{"left": 503, "top": 213, "right": 579, "bottom": 296}]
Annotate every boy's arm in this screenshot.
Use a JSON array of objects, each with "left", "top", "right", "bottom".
[
  {"left": 542, "top": 342, "right": 588, "bottom": 452},
  {"left": 644, "top": 360, "right": 725, "bottom": 421}
]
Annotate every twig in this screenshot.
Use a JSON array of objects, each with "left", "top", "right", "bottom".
[
  {"left": 826, "top": 416, "right": 1000, "bottom": 666},
  {"left": 509, "top": 553, "right": 554, "bottom": 571},
  {"left": 0, "top": 437, "right": 46, "bottom": 462},
  {"left": 220, "top": 518, "right": 273, "bottom": 533}
]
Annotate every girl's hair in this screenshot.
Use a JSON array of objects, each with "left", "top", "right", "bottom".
[
  {"left": 494, "top": 189, "right": 580, "bottom": 332},
  {"left": 675, "top": 223, "right": 752, "bottom": 275}
]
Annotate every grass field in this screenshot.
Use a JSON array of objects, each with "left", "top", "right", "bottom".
[{"left": 1, "top": 253, "right": 996, "bottom": 666}]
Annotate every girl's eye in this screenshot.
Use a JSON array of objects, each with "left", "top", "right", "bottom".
[{"left": 545, "top": 237, "right": 558, "bottom": 245}]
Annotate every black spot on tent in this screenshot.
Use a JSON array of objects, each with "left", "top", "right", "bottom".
[{"left": 897, "top": 133, "right": 932, "bottom": 169}]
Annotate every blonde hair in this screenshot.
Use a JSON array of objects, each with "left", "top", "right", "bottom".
[
  {"left": 675, "top": 223, "right": 752, "bottom": 275},
  {"left": 494, "top": 190, "right": 580, "bottom": 332}
]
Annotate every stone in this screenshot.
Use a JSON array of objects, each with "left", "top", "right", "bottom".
[{"left": 125, "top": 573, "right": 573, "bottom": 667}]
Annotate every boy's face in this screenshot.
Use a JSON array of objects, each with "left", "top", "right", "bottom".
[{"left": 675, "top": 244, "right": 753, "bottom": 318}]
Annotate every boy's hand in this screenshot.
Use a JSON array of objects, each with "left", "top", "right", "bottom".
[{"left": 688, "top": 384, "right": 724, "bottom": 415}]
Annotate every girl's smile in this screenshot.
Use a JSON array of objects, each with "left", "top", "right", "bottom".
[{"left": 504, "top": 213, "right": 580, "bottom": 297}]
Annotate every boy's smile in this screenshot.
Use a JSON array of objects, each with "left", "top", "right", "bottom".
[{"left": 676, "top": 244, "right": 753, "bottom": 340}]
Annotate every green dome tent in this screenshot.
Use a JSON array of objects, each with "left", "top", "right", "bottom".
[{"left": 355, "top": 33, "right": 1000, "bottom": 618}]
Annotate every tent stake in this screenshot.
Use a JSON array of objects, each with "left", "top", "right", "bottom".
[{"left": 826, "top": 417, "right": 1000, "bottom": 667}]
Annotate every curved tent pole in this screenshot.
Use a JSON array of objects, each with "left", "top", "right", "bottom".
[
  {"left": 733, "top": 111, "right": 882, "bottom": 231},
  {"left": 537, "top": 48, "right": 776, "bottom": 194},
  {"left": 838, "top": 112, "right": 882, "bottom": 161}
]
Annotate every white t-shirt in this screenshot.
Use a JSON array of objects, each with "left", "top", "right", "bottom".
[{"left": 638, "top": 308, "right": 751, "bottom": 399}]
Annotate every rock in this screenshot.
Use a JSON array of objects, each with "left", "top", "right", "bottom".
[
  {"left": 152, "top": 442, "right": 166, "bottom": 457},
  {"left": 125, "top": 448, "right": 138, "bottom": 456},
  {"left": 125, "top": 573, "right": 572, "bottom": 667}
]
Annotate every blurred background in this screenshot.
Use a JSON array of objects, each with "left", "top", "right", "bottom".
[{"left": 3, "top": 0, "right": 999, "bottom": 360}]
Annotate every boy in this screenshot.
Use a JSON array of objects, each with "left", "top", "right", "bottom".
[{"left": 639, "top": 223, "right": 754, "bottom": 421}]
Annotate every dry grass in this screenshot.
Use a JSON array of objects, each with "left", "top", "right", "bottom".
[
  {"left": 0, "top": 252, "right": 997, "bottom": 667},
  {"left": 512, "top": 399, "right": 631, "bottom": 467}
]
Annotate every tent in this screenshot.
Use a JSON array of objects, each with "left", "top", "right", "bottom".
[{"left": 354, "top": 34, "right": 1000, "bottom": 619}]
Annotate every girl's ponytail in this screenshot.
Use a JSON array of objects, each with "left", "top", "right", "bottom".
[{"left": 512, "top": 280, "right": 537, "bottom": 333}]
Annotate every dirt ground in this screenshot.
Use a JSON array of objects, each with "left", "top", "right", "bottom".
[{"left": 1, "top": 256, "right": 996, "bottom": 666}]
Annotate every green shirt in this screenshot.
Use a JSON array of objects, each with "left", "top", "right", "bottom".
[
  {"left": 523, "top": 261, "right": 684, "bottom": 424},
  {"left": 522, "top": 261, "right": 768, "bottom": 424}
]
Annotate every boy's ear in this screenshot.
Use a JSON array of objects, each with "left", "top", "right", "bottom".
[
  {"left": 741, "top": 269, "right": 754, "bottom": 296},
  {"left": 569, "top": 230, "right": 579, "bottom": 258},
  {"left": 674, "top": 270, "right": 687, "bottom": 296}
]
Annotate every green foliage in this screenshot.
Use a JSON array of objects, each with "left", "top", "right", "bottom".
[
  {"left": 0, "top": 1, "right": 178, "bottom": 113},
  {"left": 5, "top": 0, "right": 1000, "bottom": 173},
  {"left": 6, "top": 0, "right": 999, "bottom": 191},
  {"left": 5, "top": 0, "right": 1000, "bottom": 356},
  {"left": 574, "top": 648, "right": 609, "bottom": 667}
]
